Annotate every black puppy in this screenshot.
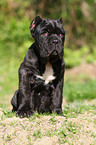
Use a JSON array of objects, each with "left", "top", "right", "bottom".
[{"left": 11, "top": 16, "right": 66, "bottom": 117}]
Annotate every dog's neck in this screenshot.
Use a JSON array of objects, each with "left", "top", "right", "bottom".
[{"left": 33, "top": 43, "right": 40, "bottom": 57}]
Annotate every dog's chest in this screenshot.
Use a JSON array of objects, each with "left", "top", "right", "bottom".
[
  {"left": 36, "top": 62, "right": 55, "bottom": 84},
  {"left": 43, "top": 62, "right": 53, "bottom": 79}
]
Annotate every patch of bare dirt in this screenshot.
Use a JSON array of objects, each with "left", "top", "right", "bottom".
[
  {"left": 34, "top": 136, "right": 59, "bottom": 145},
  {"left": 65, "top": 62, "right": 96, "bottom": 79}
]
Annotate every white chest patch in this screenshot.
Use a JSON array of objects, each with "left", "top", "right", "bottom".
[
  {"left": 36, "top": 62, "right": 56, "bottom": 84},
  {"left": 43, "top": 62, "right": 55, "bottom": 84}
]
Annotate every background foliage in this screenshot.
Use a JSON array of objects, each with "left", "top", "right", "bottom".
[{"left": 0, "top": 0, "right": 96, "bottom": 48}]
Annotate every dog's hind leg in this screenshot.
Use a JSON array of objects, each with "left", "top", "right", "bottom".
[{"left": 11, "top": 90, "right": 19, "bottom": 112}]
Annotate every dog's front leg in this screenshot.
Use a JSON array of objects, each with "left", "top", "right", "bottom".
[
  {"left": 16, "top": 69, "right": 34, "bottom": 117},
  {"left": 50, "top": 79, "right": 64, "bottom": 115},
  {"left": 50, "top": 59, "right": 65, "bottom": 115},
  {"left": 16, "top": 68, "right": 46, "bottom": 117}
]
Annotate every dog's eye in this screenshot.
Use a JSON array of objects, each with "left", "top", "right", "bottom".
[
  {"left": 59, "top": 34, "right": 63, "bottom": 37},
  {"left": 43, "top": 32, "right": 48, "bottom": 36}
]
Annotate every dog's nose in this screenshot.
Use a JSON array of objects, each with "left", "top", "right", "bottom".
[{"left": 53, "top": 39, "right": 58, "bottom": 44}]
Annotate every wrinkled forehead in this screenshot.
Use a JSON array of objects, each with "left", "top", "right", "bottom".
[
  {"left": 41, "top": 19, "right": 58, "bottom": 27},
  {"left": 39, "top": 19, "right": 64, "bottom": 32}
]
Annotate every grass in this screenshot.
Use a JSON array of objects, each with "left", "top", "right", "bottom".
[
  {"left": 64, "top": 79, "right": 96, "bottom": 102},
  {"left": 63, "top": 102, "right": 96, "bottom": 118},
  {"left": 1, "top": 101, "right": 96, "bottom": 119},
  {"left": 33, "top": 129, "right": 42, "bottom": 139},
  {"left": 64, "top": 46, "right": 96, "bottom": 68}
]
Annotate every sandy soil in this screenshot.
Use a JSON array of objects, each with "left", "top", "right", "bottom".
[{"left": 0, "top": 109, "right": 96, "bottom": 145}]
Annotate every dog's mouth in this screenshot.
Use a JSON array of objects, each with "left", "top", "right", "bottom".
[
  {"left": 40, "top": 49, "right": 63, "bottom": 64},
  {"left": 40, "top": 51, "right": 58, "bottom": 64},
  {"left": 49, "top": 50, "right": 60, "bottom": 63},
  {"left": 50, "top": 50, "right": 58, "bottom": 56},
  {"left": 49, "top": 50, "right": 62, "bottom": 63}
]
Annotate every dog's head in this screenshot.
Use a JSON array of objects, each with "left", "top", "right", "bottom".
[{"left": 30, "top": 16, "right": 66, "bottom": 63}]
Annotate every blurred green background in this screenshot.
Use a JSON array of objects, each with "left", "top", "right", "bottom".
[{"left": 0, "top": 0, "right": 96, "bottom": 107}]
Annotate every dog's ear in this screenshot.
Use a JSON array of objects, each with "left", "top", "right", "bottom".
[
  {"left": 58, "top": 17, "right": 63, "bottom": 24},
  {"left": 30, "top": 15, "right": 42, "bottom": 37}
]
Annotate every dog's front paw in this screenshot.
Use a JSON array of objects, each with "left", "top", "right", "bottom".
[
  {"left": 16, "top": 110, "right": 34, "bottom": 118},
  {"left": 51, "top": 108, "right": 63, "bottom": 116}
]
